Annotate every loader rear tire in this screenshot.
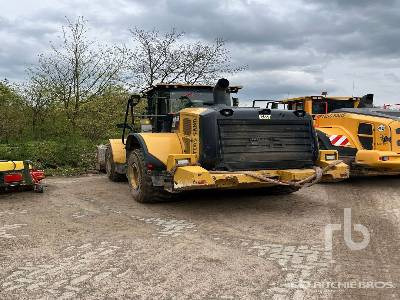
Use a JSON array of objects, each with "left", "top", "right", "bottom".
[
  {"left": 106, "top": 145, "right": 125, "bottom": 182},
  {"left": 127, "top": 149, "right": 171, "bottom": 203}
]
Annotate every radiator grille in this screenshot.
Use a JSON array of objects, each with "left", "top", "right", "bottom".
[
  {"left": 183, "top": 118, "right": 192, "bottom": 136},
  {"left": 183, "top": 137, "right": 191, "bottom": 154},
  {"left": 217, "top": 119, "right": 315, "bottom": 170}
]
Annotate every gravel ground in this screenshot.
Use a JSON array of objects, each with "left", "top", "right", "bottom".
[{"left": 0, "top": 175, "right": 399, "bottom": 299}]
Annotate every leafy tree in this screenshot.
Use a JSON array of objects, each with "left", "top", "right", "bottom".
[
  {"left": 20, "top": 80, "right": 56, "bottom": 139},
  {"left": 0, "top": 80, "right": 26, "bottom": 142},
  {"left": 28, "top": 17, "right": 127, "bottom": 130},
  {"left": 77, "top": 86, "right": 129, "bottom": 141}
]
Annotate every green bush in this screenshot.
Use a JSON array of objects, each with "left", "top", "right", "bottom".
[
  {"left": 0, "top": 83, "right": 133, "bottom": 176},
  {"left": 0, "top": 139, "right": 98, "bottom": 175}
]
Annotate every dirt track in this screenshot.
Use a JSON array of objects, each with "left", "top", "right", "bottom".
[{"left": 0, "top": 175, "right": 400, "bottom": 299}]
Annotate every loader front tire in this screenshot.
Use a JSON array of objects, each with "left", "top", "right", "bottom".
[
  {"left": 106, "top": 145, "right": 125, "bottom": 182},
  {"left": 126, "top": 149, "right": 171, "bottom": 203}
]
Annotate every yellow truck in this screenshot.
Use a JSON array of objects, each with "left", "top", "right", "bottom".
[
  {"left": 278, "top": 94, "right": 400, "bottom": 176},
  {"left": 104, "top": 79, "right": 348, "bottom": 202}
]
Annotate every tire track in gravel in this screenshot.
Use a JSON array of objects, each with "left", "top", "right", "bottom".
[{"left": 0, "top": 241, "right": 132, "bottom": 299}]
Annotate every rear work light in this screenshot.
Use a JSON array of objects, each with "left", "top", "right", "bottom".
[
  {"left": 325, "top": 154, "right": 337, "bottom": 161},
  {"left": 380, "top": 156, "right": 390, "bottom": 161},
  {"left": 4, "top": 173, "right": 23, "bottom": 184},
  {"left": 176, "top": 159, "right": 190, "bottom": 166}
]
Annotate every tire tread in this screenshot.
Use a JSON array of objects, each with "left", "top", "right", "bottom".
[{"left": 127, "top": 149, "right": 171, "bottom": 203}]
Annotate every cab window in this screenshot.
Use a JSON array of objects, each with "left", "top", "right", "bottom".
[
  {"left": 312, "top": 101, "right": 328, "bottom": 114},
  {"left": 288, "top": 101, "right": 304, "bottom": 110},
  {"left": 154, "top": 91, "right": 169, "bottom": 115},
  {"left": 326, "top": 99, "right": 355, "bottom": 112},
  {"left": 358, "top": 123, "right": 374, "bottom": 150},
  {"left": 170, "top": 96, "right": 192, "bottom": 113},
  {"left": 169, "top": 90, "right": 215, "bottom": 112}
]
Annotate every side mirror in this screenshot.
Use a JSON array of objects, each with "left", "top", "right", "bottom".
[
  {"left": 271, "top": 102, "right": 279, "bottom": 109},
  {"left": 116, "top": 123, "right": 133, "bottom": 131},
  {"left": 232, "top": 97, "right": 239, "bottom": 107},
  {"left": 129, "top": 94, "right": 141, "bottom": 107}
]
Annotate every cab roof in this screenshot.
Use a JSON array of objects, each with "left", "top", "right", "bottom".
[
  {"left": 144, "top": 83, "right": 242, "bottom": 94},
  {"left": 281, "top": 95, "right": 361, "bottom": 103}
]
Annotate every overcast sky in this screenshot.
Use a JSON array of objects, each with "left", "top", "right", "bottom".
[{"left": 1, "top": 0, "right": 400, "bottom": 104}]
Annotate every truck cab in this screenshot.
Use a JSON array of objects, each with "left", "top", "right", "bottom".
[
  {"left": 280, "top": 95, "right": 360, "bottom": 117},
  {"left": 278, "top": 94, "right": 400, "bottom": 176}
]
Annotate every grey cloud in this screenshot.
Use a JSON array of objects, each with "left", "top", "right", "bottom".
[
  {"left": 101, "top": 0, "right": 308, "bottom": 47},
  {"left": 93, "top": 0, "right": 400, "bottom": 64},
  {"left": 384, "top": 72, "right": 400, "bottom": 82},
  {"left": 306, "top": 0, "right": 398, "bottom": 9},
  {"left": 230, "top": 69, "right": 339, "bottom": 103},
  {"left": 230, "top": 46, "right": 328, "bottom": 72},
  {"left": 1, "top": 0, "right": 400, "bottom": 103},
  {"left": 0, "top": 13, "right": 60, "bottom": 81}
]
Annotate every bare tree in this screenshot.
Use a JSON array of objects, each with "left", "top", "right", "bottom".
[
  {"left": 28, "top": 17, "right": 127, "bottom": 129},
  {"left": 124, "top": 28, "right": 244, "bottom": 90}
]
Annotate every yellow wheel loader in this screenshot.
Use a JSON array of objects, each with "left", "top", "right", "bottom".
[
  {"left": 105, "top": 79, "right": 348, "bottom": 202},
  {"left": 275, "top": 94, "right": 400, "bottom": 176}
]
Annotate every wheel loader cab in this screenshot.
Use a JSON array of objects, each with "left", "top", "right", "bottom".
[{"left": 145, "top": 84, "right": 241, "bottom": 133}]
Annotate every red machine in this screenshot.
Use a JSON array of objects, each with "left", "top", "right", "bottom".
[{"left": 0, "top": 160, "right": 45, "bottom": 193}]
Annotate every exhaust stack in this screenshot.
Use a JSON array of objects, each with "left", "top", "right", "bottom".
[
  {"left": 359, "top": 94, "right": 374, "bottom": 108},
  {"left": 213, "top": 78, "right": 231, "bottom": 106}
]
